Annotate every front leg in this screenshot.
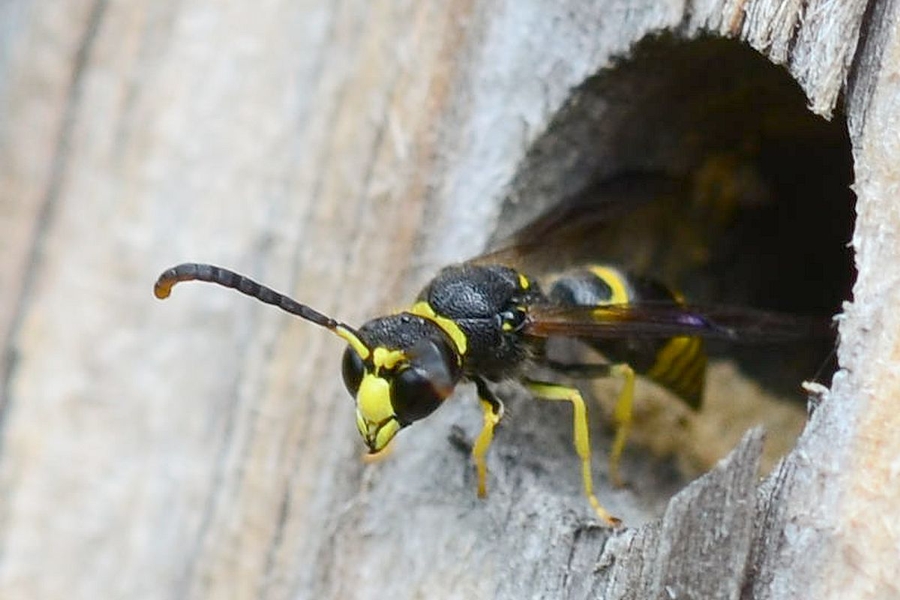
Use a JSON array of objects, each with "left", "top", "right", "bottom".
[{"left": 471, "top": 376, "right": 504, "bottom": 498}]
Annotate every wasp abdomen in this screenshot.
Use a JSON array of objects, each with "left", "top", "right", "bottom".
[{"left": 549, "top": 266, "right": 706, "bottom": 408}]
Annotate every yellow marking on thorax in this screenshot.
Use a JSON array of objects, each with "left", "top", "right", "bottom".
[
  {"left": 588, "top": 266, "right": 631, "bottom": 305},
  {"left": 409, "top": 301, "right": 468, "bottom": 356},
  {"left": 518, "top": 273, "right": 530, "bottom": 290}
]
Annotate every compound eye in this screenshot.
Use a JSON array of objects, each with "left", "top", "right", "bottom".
[
  {"left": 391, "top": 367, "right": 443, "bottom": 426},
  {"left": 390, "top": 336, "right": 460, "bottom": 425},
  {"left": 341, "top": 347, "right": 365, "bottom": 396}
]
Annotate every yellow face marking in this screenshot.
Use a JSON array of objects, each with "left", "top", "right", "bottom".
[
  {"left": 408, "top": 301, "right": 468, "bottom": 355},
  {"left": 357, "top": 373, "right": 394, "bottom": 423},
  {"left": 374, "top": 419, "right": 401, "bottom": 450},
  {"left": 356, "top": 410, "right": 401, "bottom": 452},
  {"left": 588, "top": 265, "right": 631, "bottom": 305},
  {"left": 518, "top": 273, "right": 530, "bottom": 290},
  {"left": 372, "top": 346, "right": 405, "bottom": 371},
  {"left": 355, "top": 373, "right": 402, "bottom": 451}
]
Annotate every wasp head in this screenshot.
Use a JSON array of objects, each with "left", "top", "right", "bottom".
[{"left": 340, "top": 314, "right": 463, "bottom": 453}]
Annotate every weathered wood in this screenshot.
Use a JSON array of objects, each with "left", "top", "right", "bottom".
[
  {"left": 0, "top": 1, "right": 896, "bottom": 599},
  {"left": 589, "top": 429, "right": 764, "bottom": 600}
]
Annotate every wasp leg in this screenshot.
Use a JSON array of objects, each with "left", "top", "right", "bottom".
[
  {"left": 472, "top": 377, "right": 504, "bottom": 498},
  {"left": 525, "top": 379, "right": 621, "bottom": 526},
  {"left": 609, "top": 364, "right": 636, "bottom": 488},
  {"left": 545, "top": 360, "right": 635, "bottom": 487}
]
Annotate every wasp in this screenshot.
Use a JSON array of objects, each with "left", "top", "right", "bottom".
[{"left": 154, "top": 174, "right": 825, "bottom": 525}]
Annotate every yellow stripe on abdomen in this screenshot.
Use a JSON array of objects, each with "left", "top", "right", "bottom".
[
  {"left": 646, "top": 336, "right": 706, "bottom": 408},
  {"left": 588, "top": 265, "right": 631, "bottom": 305}
]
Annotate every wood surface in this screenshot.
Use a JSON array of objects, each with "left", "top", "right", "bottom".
[{"left": 0, "top": 1, "right": 897, "bottom": 599}]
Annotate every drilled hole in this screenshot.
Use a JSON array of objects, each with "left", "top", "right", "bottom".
[{"left": 498, "top": 34, "right": 854, "bottom": 481}]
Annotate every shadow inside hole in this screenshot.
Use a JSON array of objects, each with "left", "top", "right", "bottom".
[{"left": 495, "top": 34, "right": 854, "bottom": 475}]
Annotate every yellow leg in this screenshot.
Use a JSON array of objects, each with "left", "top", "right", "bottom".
[
  {"left": 472, "top": 398, "right": 503, "bottom": 498},
  {"left": 526, "top": 380, "right": 621, "bottom": 527},
  {"left": 609, "top": 364, "right": 636, "bottom": 488}
]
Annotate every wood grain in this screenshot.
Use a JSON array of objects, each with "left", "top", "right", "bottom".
[{"left": 0, "top": 1, "right": 895, "bottom": 599}]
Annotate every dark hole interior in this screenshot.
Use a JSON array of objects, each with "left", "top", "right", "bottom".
[{"left": 496, "top": 34, "right": 855, "bottom": 399}]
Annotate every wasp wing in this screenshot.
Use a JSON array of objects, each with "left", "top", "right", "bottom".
[
  {"left": 470, "top": 172, "right": 686, "bottom": 272},
  {"left": 524, "top": 303, "right": 831, "bottom": 343}
]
